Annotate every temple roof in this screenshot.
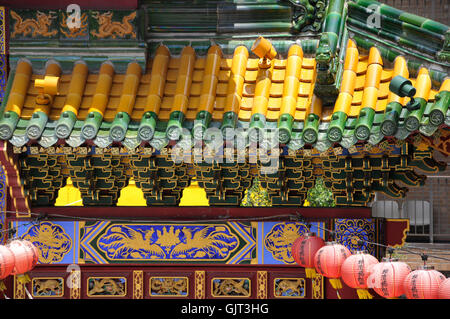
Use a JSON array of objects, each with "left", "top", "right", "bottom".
[
  {"left": 0, "top": 39, "right": 448, "bottom": 153},
  {"left": 0, "top": 0, "right": 448, "bottom": 209}
]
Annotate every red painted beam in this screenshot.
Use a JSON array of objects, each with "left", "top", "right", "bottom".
[{"left": 18, "top": 206, "right": 372, "bottom": 221}]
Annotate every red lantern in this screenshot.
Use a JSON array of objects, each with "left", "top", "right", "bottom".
[
  {"left": 438, "top": 278, "right": 450, "bottom": 299},
  {"left": 341, "top": 251, "right": 379, "bottom": 299},
  {"left": 0, "top": 245, "right": 16, "bottom": 280},
  {"left": 8, "top": 240, "right": 39, "bottom": 275},
  {"left": 404, "top": 266, "right": 446, "bottom": 299},
  {"left": 367, "top": 258, "right": 411, "bottom": 298},
  {"left": 291, "top": 232, "right": 325, "bottom": 278},
  {"left": 314, "top": 242, "right": 351, "bottom": 289}
]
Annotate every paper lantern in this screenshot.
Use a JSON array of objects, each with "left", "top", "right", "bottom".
[
  {"left": 367, "top": 258, "right": 411, "bottom": 298},
  {"left": 0, "top": 245, "right": 16, "bottom": 280},
  {"left": 291, "top": 232, "right": 325, "bottom": 278},
  {"left": 8, "top": 240, "right": 39, "bottom": 275},
  {"left": 314, "top": 242, "right": 351, "bottom": 289},
  {"left": 438, "top": 278, "right": 450, "bottom": 299},
  {"left": 404, "top": 266, "right": 446, "bottom": 299},
  {"left": 341, "top": 251, "right": 379, "bottom": 299}
]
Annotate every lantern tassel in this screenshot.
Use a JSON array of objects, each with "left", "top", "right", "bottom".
[
  {"left": 305, "top": 268, "right": 317, "bottom": 278},
  {"left": 0, "top": 281, "right": 9, "bottom": 299},
  {"left": 356, "top": 289, "right": 373, "bottom": 299},
  {"left": 25, "top": 287, "right": 33, "bottom": 299},
  {"left": 329, "top": 278, "right": 343, "bottom": 290}
]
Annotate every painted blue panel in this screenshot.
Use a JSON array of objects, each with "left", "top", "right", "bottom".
[
  {"left": 11, "top": 220, "right": 328, "bottom": 265},
  {"left": 335, "top": 218, "right": 376, "bottom": 256},
  {"left": 14, "top": 221, "right": 76, "bottom": 264},
  {"left": 262, "top": 222, "right": 325, "bottom": 265}
]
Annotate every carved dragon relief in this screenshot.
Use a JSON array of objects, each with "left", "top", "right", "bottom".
[
  {"left": 10, "top": 10, "right": 58, "bottom": 38},
  {"left": 287, "top": 0, "right": 327, "bottom": 32},
  {"left": 90, "top": 11, "right": 136, "bottom": 39},
  {"left": 150, "top": 277, "right": 188, "bottom": 296}
]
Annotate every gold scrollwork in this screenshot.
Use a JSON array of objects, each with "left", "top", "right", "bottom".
[
  {"left": 87, "top": 277, "right": 126, "bottom": 297},
  {"left": 257, "top": 271, "right": 267, "bottom": 299},
  {"left": 274, "top": 278, "right": 305, "bottom": 298},
  {"left": 312, "top": 273, "right": 324, "bottom": 299},
  {"left": 195, "top": 271, "right": 205, "bottom": 299},
  {"left": 14, "top": 275, "right": 25, "bottom": 299},
  {"left": 133, "top": 271, "right": 143, "bottom": 299},
  {"left": 211, "top": 278, "right": 251, "bottom": 298},
  {"left": 150, "top": 277, "right": 188, "bottom": 297},
  {"left": 69, "top": 270, "right": 80, "bottom": 299}
]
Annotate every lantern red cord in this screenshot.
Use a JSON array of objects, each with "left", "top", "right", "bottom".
[
  {"left": 7, "top": 240, "right": 39, "bottom": 275},
  {"left": 438, "top": 278, "right": 450, "bottom": 299},
  {"left": 341, "top": 251, "right": 379, "bottom": 299},
  {"left": 0, "top": 245, "right": 16, "bottom": 280},
  {"left": 292, "top": 232, "right": 325, "bottom": 278},
  {"left": 314, "top": 242, "right": 351, "bottom": 290},
  {"left": 404, "top": 267, "right": 446, "bottom": 299},
  {"left": 367, "top": 258, "right": 411, "bottom": 299}
]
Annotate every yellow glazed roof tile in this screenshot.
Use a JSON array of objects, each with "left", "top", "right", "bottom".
[{"left": 12, "top": 44, "right": 443, "bottom": 131}]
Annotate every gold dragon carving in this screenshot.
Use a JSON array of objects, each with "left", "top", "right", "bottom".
[
  {"left": 90, "top": 11, "right": 136, "bottom": 39},
  {"left": 150, "top": 277, "right": 188, "bottom": 296},
  {"left": 10, "top": 10, "right": 58, "bottom": 38},
  {"left": 212, "top": 279, "right": 250, "bottom": 297},
  {"left": 23, "top": 221, "right": 72, "bottom": 263}
]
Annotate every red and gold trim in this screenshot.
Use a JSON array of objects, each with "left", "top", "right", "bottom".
[{"left": 0, "top": 141, "right": 29, "bottom": 216}]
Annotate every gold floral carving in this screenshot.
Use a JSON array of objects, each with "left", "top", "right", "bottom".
[
  {"left": 133, "top": 271, "right": 143, "bottom": 299},
  {"left": 69, "top": 270, "right": 81, "bottom": 299},
  {"left": 90, "top": 11, "right": 136, "bottom": 39},
  {"left": 312, "top": 273, "right": 323, "bottom": 299},
  {"left": 257, "top": 271, "right": 267, "bottom": 299},
  {"left": 14, "top": 275, "right": 25, "bottom": 299},
  {"left": 60, "top": 12, "right": 88, "bottom": 38},
  {"left": 10, "top": 10, "right": 57, "bottom": 38},
  {"left": 195, "top": 271, "right": 205, "bottom": 299}
]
